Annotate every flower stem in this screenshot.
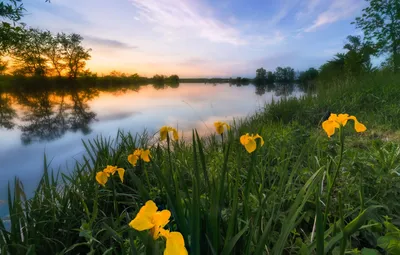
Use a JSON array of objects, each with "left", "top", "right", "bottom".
[
  {"left": 244, "top": 151, "right": 256, "bottom": 219},
  {"left": 323, "top": 126, "right": 345, "bottom": 227}
]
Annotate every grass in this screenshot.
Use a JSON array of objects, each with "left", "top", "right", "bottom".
[{"left": 1, "top": 72, "right": 400, "bottom": 254}]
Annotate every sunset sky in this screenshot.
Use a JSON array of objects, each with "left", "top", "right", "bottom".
[{"left": 23, "top": 0, "right": 366, "bottom": 77}]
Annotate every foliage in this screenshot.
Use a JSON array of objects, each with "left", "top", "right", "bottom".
[
  {"left": 298, "top": 67, "right": 319, "bottom": 83},
  {"left": 274, "top": 66, "right": 295, "bottom": 82},
  {"left": 353, "top": 0, "right": 400, "bottom": 72},
  {"left": 1, "top": 72, "right": 400, "bottom": 254}
]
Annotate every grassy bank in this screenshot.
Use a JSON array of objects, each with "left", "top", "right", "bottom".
[{"left": 1, "top": 72, "right": 400, "bottom": 254}]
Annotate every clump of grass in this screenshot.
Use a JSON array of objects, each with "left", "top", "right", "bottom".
[{"left": 1, "top": 72, "right": 400, "bottom": 254}]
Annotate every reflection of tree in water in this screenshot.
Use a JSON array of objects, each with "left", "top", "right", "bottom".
[
  {"left": 69, "top": 89, "right": 97, "bottom": 135},
  {"left": 254, "top": 83, "right": 275, "bottom": 96},
  {"left": 0, "top": 92, "right": 17, "bottom": 129},
  {"left": 152, "top": 83, "right": 180, "bottom": 90},
  {"left": 16, "top": 88, "right": 97, "bottom": 145},
  {"left": 274, "top": 83, "right": 295, "bottom": 97}
]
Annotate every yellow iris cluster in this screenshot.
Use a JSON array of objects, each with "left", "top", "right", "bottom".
[
  {"left": 95, "top": 165, "right": 125, "bottom": 187},
  {"left": 128, "top": 148, "right": 151, "bottom": 166},
  {"left": 322, "top": 113, "right": 366, "bottom": 137},
  {"left": 129, "top": 200, "right": 188, "bottom": 255}
]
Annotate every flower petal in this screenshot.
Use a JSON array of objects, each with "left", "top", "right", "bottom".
[
  {"left": 134, "top": 149, "right": 142, "bottom": 156},
  {"left": 160, "top": 126, "right": 168, "bottom": 141},
  {"left": 117, "top": 168, "right": 125, "bottom": 183},
  {"left": 348, "top": 116, "right": 367, "bottom": 133},
  {"left": 253, "top": 134, "right": 264, "bottom": 147},
  {"left": 244, "top": 138, "right": 257, "bottom": 153},
  {"left": 103, "top": 165, "right": 117, "bottom": 175},
  {"left": 151, "top": 209, "right": 171, "bottom": 239},
  {"left": 128, "top": 154, "right": 139, "bottom": 166},
  {"left": 214, "top": 122, "right": 224, "bottom": 135},
  {"left": 164, "top": 232, "right": 188, "bottom": 255},
  {"left": 141, "top": 149, "right": 151, "bottom": 162},
  {"left": 328, "top": 113, "right": 338, "bottom": 121},
  {"left": 129, "top": 200, "right": 158, "bottom": 231},
  {"left": 337, "top": 114, "right": 349, "bottom": 126},
  {"left": 96, "top": 171, "right": 108, "bottom": 186},
  {"left": 240, "top": 134, "right": 249, "bottom": 146},
  {"left": 322, "top": 120, "right": 339, "bottom": 138},
  {"left": 171, "top": 128, "right": 179, "bottom": 141}
]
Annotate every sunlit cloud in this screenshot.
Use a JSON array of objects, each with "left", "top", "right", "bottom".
[
  {"left": 129, "top": 0, "right": 246, "bottom": 45},
  {"left": 304, "top": 0, "right": 363, "bottom": 32}
]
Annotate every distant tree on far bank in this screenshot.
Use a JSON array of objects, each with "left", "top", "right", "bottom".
[
  {"left": 166, "top": 74, "right": 179, "bottom": 83},
  {"left": 274, "top": 66, "right": 295, "bottom": 82}
]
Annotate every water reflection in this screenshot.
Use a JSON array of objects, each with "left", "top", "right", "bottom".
[
  {"left": 0, "top": 91, "right": 16, "bottom": 129},
  {"left": 0, "top": 82, "right": 309, "bottom": 215},
  {"left": 0, "top": 82, "right": 306, "bottom": 146}
]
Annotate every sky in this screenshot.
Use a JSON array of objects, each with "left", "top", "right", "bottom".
[{"left": 22, "top": 0, "right": 367, "bottom": 78}]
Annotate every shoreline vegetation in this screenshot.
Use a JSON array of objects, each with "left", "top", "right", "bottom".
[
  {"left": 1, "top": 72, "right": 400, "bottom": 254},
  {"left": 1, "top": 0, "right": 400, "bottom": 254}
]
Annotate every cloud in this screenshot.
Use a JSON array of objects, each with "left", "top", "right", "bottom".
[
  {"left": 129, "top": 0, "right": 246, "bottom": 45},
  {"left": 304, "top": 0, "right": 363, "bottom": 32},
  {"left": 296, "top": 0, "right": 322, "bottom": 20},
  {"left": 266, "top": 0, "right": 301, "bottom": 27},
  {"left": 84, "top": 36, "right": 138, "bottom": 49}
]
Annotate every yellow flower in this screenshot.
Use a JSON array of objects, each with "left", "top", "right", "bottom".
[
  {"left": 322, "top": 113, "right": 367, "bottom": 138},
  {"left": 240, "top": 133, "right": 264, "bottom": 153},
  {"left": 129, "top": 200, "right": 171, "bottom": 239},
  {"left": 96, "top": 171, "right": 108, "bottom": 187},
  {"left": 96, "top": 165, "right": 125, "bottom": 186},
  {"left": 214, "top": 121, "right": 230, "bottom": 135},
  {"left": 164, "top": 231, "right": 188, "bottom": 255},
  {"left": 160, "top": 126, "right": 179, "bottom": 141},
  {"left": 128, "top": 149, "right": 151, "bottom": 166}
]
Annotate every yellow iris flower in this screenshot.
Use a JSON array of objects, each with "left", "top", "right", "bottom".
[
  {"left": 129, "top": 200, "right": 171, "bottom": 239},
  {"left": 160, "top": 126, "right": 179, "bottom": 141},
  {"left": 240, "top": 133, "right": 264, "bottom": 153},
  {"left": 95, "top": 165, "right": 125, "bottom": 186},
  {"left": 129, "top": 200, "right": 188, "bottom": 254},
  {"left": 214, "top": 121, "right": 230, "bottom": 135},
  {"left": 163, "top": 231, "right": 188, "bottom": 255},
  {"left": 322, "top": 113, "right": 367, "bottom": 138},
  {"left": 128, "top": 149, "right": 151, "bottom": 166}
]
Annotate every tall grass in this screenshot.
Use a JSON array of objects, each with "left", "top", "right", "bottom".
[{"left": 1, "top": 72, "right": 400, "bottom": 254}]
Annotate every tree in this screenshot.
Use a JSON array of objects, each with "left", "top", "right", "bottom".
[
  {"left": 44, "top": 33, "right": 65, "bottom": 77},
  {"left": 166, "top": 74, "right": 179, "bottom": 84},
  {"left": 319, "top": 53, "right": 346, "bottom": 81},
  {"left": 274, "top": 66, "right": 295, "bottom": 82},
  {"left": 353, "top": 0, "right": 400, "bottom": 72},
  {"left": 11, "top": 28, "right": 51, "bottom": 76},
  {"left": 266, "top": 71, "right": 275, "bottom": 83},
  {"left": 0, "top": 0, "right": 50, "bottom": 55},
  {"left": 58, "top": 33, "right": 91, "bottom": 79},
  {"left": 342, "top": 35, "right": 376, "bottom": 76},
  {"left": 254, "top": 67, "right": 267, "bottom": 84},
  {"left": 298, "top": 68, "right": 319, "bottom": 83}
]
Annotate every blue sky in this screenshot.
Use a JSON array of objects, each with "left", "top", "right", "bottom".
[{"left": 22, "top": 0, "right": 366, "bottom": 77}]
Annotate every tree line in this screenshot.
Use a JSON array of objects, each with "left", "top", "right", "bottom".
[
  {"left": 253, "top": 0, "right": 399, "bottom": 85},
  {"left": 1, "top": 0, "right": 399, "bottom": 84}
]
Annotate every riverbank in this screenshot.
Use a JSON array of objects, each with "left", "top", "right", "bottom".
[{"left": 1, "top": 72, "right": 400, "bottom": 254}]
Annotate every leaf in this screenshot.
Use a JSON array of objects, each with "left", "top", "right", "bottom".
[{"left": 361, "top": 248, "right": 379, "bottom": 255}]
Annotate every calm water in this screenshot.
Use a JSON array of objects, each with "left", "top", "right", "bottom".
[{"left": 0, "top": 82, "right": 304, "bottom": 216}]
